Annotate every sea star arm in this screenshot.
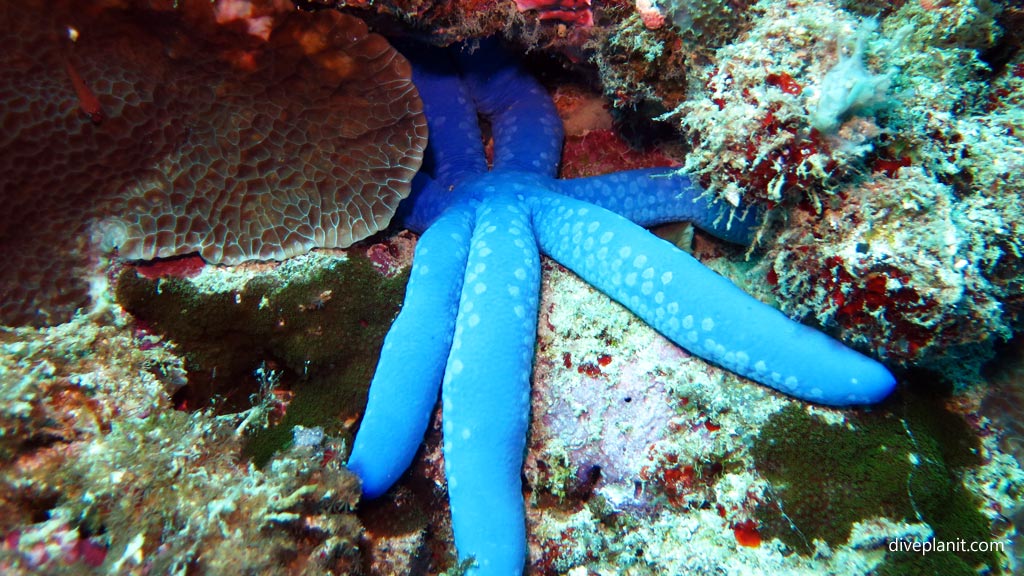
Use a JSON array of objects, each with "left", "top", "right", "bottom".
[
  {"left": 401, "top": 43, "right": 487, "bottom": 189},
  {"left": 441, "top": 192, "right": 541, "bottom": 574},
  {"left": 554, "top": 168, "right": 760, "bottom": 244},
  {"left": 350, "top": 38, "right": 895, "bottom": 576},
  {"left": 347, "top": 205, "right": 475, "bottom": 498},
  {"left": 456, "top": 40, "right": 563, "bottom": 178},
  {"left": 400, "top": 171, "right": 452, "bottom": 233},
  {"left": 531, "top": 192, "right": 896, "bottom": 405}
]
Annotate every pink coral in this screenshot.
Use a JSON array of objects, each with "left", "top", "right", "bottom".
[
  {"left": 635, "top": 0, "right": 666, "bottom": 29},
  {"left": 515, "top": 0, "right": 594, "bottom": 26}
]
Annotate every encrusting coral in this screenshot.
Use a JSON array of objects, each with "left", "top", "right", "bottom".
[{"left": 0, "top": 0, "right": 425, "bottom": 327}]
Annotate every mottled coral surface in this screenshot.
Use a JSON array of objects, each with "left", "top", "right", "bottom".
[{"left": 0, "top": 0, "right": 424, "bottom": 327}]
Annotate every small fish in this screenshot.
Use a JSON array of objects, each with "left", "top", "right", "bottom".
[{"left": 63, "top": 57, "right": 103, "bottom": 124}]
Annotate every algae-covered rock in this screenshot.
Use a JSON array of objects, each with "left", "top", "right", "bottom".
[
  {"left": 115, "top": 251, "right": 409, "bottom": 464},
  {"left": 752, "top": 390, "right": 999, "bottom": 572}
]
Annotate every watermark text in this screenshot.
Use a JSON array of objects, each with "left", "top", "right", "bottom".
[{"left": 888, "top": 538, "right": 1004, "bottom": 555}]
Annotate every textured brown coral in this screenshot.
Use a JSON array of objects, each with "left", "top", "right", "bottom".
[{"left": 0, "top": 0, "right": 425, "bottom": 326}]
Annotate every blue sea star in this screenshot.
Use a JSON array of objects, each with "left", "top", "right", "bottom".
[{"left": 347, "top": 40, "right": 896, "bottom": 574}]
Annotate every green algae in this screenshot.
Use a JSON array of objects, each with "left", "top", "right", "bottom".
[
  {"left": 115, "top": 253, "right": 408, "bottom": 465},
  {"left": 752, "top": 390, "right": 998, "bottom": 573}
]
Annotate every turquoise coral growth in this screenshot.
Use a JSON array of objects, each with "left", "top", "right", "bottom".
[
  {"left": 347, "top": 39, "right": 895, "bottom": 574},
  {"left": 810, "top": 19, "right": 898, "bottom": 133}
]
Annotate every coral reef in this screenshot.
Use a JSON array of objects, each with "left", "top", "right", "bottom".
[
  {"left": 514, "top": 0, "right": 595, "bottom": 26},
  {"left": 0, "top": 312, "right": 363, "bottom": 574},
  {"left": 554, "top": 82, "right": 686, "bottom": 179},
  {"left": 295, "top": 0, "right": 1022, "bottom": 380},
  {"left": 752, "top": 396, "right": 995, "bottom": 571},
  {"left": 312, "top": 0, "right": 525, "bottom": 44},
  {"left": 2, "top": 0, "right": 1023, "bottom": 574},
  {"left": 0, "top": 0, "right": 424, "bottom": 326},
  {"left": 768, "top": 163, "right": 1020, "bottom": 376},
  {"left": 114, "top": 247, "right": 410, "bottom": 464},
  {"left": 523, "top": 264, "right": 1023, "bottom": 575},
  {"left": 760, "top": 0, "right": 1022, "bottom": 372},
  {"left": 586, "top": 0, "right": 757, "bottom": 110},
  {"left": 550, "top": 0, "right": 1020, "bottom": 375},
  {"left": 348, "top": 37, "right": 897, "bottom": 576},
  {"left": 658, "top": 1, "right": 887, "bottom": 207}
]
